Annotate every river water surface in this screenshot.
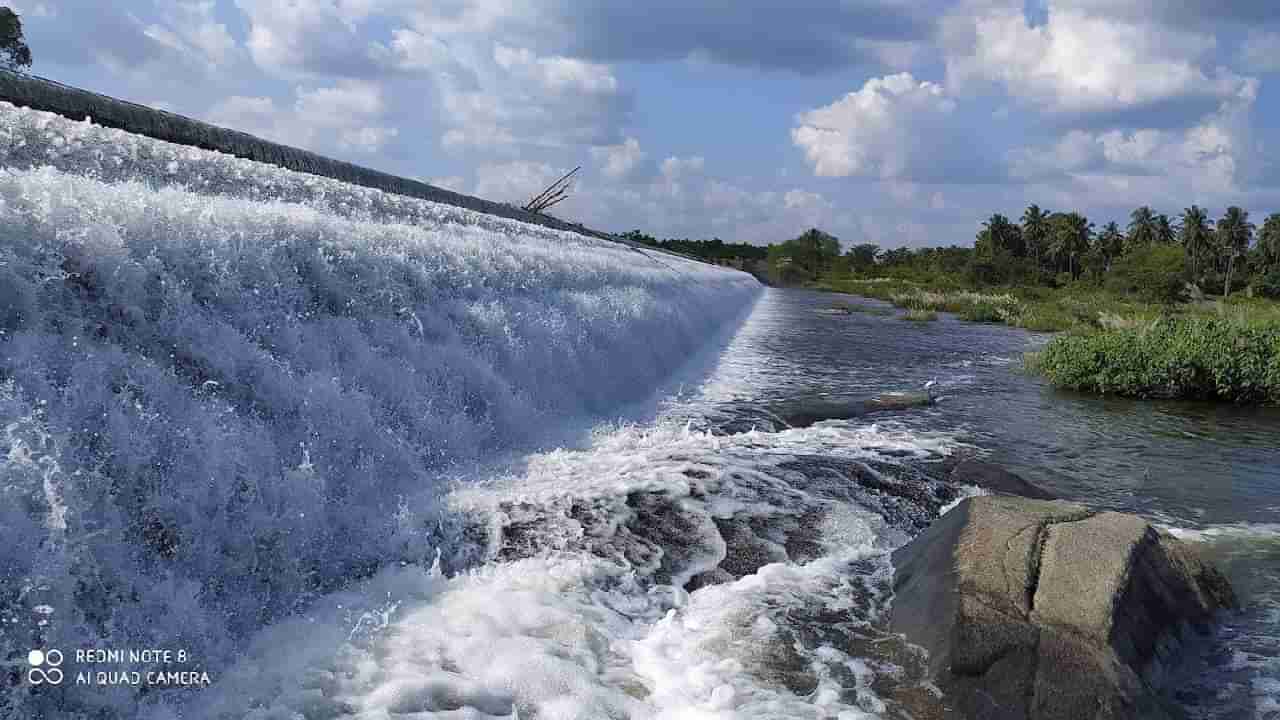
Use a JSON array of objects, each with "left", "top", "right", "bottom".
[
  {"left": 694, "top": 288, "right": 1280, "bottom": 719},
  {"left": 206, "top": 287, "right": 1279, "bottom": 719}
]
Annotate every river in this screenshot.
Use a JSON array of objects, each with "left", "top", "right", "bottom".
[
  {"left": 5, "top": 100, "right": 1277, "bottom": 719},
  {"left": 194, "top": 287, "right": 1279, "bottom": 719}
]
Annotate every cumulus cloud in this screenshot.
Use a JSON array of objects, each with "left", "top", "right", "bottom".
[
  {"left": 235, "top": 0, "right": 385, "bottom": 78},
  {"left": 945, "top": 2, "right": 1255, "bottom": 114},
  {"left": 207, "top": 80, "right": 397, "bottom": 154},
  {"left": 791, "top": 73, "right": 996, "bottom": 182},
  {"left": 1010, "top": 95, "right": 1260, "bottom": 196},
  {"left": 590, "top": 138, "right": 646, "bottom": 180},
  {"left": 526, "top": 0, "right": 942, "bottom": 74},
  {"left": 474, "top": 161, "right": 570, "bottom": 205},
  {"left": 140, "top": 2, "right": 239, "bottom": 70}
]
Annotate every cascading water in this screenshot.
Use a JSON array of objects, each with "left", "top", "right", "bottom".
[
  {"left": 0, "top": 102, "right": 766, "bottom": 719},
  {"left": 5, "top": 101, "right": 1275, "bottom": 720}
]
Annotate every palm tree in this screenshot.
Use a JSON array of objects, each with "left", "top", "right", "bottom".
[
  {"left": 1155, "top": 214, "right": 1176, "bottom": 245},
  {"left": 1180, "top": 205, "right": 1212, "bottom": 281},
  {"left": 1127, "top": 206, "right": 1158, "bottom": 252},
  {"left": 978, "top": 214, "right": 1024, "bottom": 258},
  {"left": 1021, "top": 204, "right": 1050, "bottom": 270},
  {"left": 1258, "top": 213, "right": 1280, "bottom": 270},
  {"left": 1216, "top": 207, "right": 1255, "bottom": 297},
  {"left": 1098, "top": 221, "right": 1124, "bottom": 272},
  {"left": 1049, "top": 212, "right": 1093, "bottom": 280}
]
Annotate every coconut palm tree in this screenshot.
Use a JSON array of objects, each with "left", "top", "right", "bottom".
[
  {"left": 1258, "top": 213, "right": 1280, "bottom": 270},
  {"left": 1021, "top": 204, "right": 1050, "bottom": 270},
  {"left": 1155, "top": 214, "right": 1176, "bottom": 246},
  {"left": 1127, "top": 206, "right": 1158, "bottom": 252},
  {"left": 1098, "top": 221, "right": 1124, "bottom": 272},
  {"left": 1216, "top": 206, "right": 1255, "bottom": 297},
  {"left": 1180, "top": 205, "right": 1213, "bottom": 281},
  {"left": 1049, "top": 212, "right": 1093, "bottom": 280}
]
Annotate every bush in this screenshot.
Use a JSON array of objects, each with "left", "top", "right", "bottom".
[
  {"left": 904, "top": 309, "right": 938, "bottom": 322},
  {"left": 1255, "top": 269, "right": 1280, "bottom": 299},
  {"left": 1036, "top": 317, "right": 1280, "bottom": 403},
  {"left": 1105, "top": 245, "right": 1187, "bottom": 303}
]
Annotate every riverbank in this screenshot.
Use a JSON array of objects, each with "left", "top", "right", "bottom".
[{"left": 816, "top": 276, "right": 1280, "bottom": 403}]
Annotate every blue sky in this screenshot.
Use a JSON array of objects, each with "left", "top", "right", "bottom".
[{"left": 9, "top": 0, "right": 1280, "bottom": 248}]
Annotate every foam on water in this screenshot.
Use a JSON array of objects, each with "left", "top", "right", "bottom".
[
  {"left": 0, "top": 104, "right": 759, "bottom": 718},
  {"left": 186, "top": 419, "right": 960, "bottom": 720}
]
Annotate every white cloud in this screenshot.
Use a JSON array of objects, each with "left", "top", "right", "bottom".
[
  {"left": 295, "top": 80, "right": 384, "bottom": 124},
  {"left": 474, "top": 161, "right": 568, "bottom": 205},
  {"left": 206, "top": 95, "right": 298, "bottom": 145},
  {"left": 1010, "top": 95, "right": 1259, "bottom": 196},
  {"left": 791, "top": 73, "right": 971, "bottom": 181},
  {"left": 206, "top": 80, "right": 397, "bottom": 155},
  {"left": 142, "top": 1, "right": 239, "bottom": 71},
  {"left": 945, "top": 2, "right": 1254, "bottom": 113},
  {"left": 235, "top": 0, "right": 383, "bottom": 77},
  {"left": 590, "top": 137, "right": 645, "bottom": 180}
]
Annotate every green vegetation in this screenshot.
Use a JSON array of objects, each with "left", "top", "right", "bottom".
[
  {"left": 1036, "top": 318, "right": 1280, "bottom": 404},
  {"left": 809, "top": 203, "right": 1280, "bottom": 403},
  {"left": 624, "top": 203, "right": 1280, "bottom": 403},
  {"left": 0, "top": 7, "right": 31, "bottom": 71},
  {"left": 903, "top": 309, "right": 938, "bottom": 322}
]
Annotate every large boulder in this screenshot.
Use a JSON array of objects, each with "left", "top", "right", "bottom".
[{"left": 890, "top": 496, "right": 1236, "bottom": 720}]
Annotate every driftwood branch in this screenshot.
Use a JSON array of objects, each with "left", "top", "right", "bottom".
[{"left": 524, "top": 166, "right": 580, "bottom": 214}]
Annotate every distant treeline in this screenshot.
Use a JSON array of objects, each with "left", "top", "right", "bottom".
[
  {"left": 861, "top": 205, "right": 1280, "bottom": 301},
  {"left": 620, "top": 230, "right": 769, "bottom": 261},
  {"left": 623, "top": 204, "right": 1280, "bottom": 300}
]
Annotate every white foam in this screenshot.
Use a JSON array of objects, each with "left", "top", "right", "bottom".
[{"left": 0, "top": 104, "right": 760, "bottom": 718}]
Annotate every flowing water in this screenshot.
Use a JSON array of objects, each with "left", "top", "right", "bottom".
[{"left": 2, "top": 103, "right": 1278, "bottom": 719}]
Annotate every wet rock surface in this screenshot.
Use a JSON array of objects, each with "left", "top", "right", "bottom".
[{"left": 889, "top": 496, "right": 1237, "bottom": 720}]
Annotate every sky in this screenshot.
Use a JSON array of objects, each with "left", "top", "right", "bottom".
[{"left": 8, "top": 0, "right": 1280, "bottom": 249}]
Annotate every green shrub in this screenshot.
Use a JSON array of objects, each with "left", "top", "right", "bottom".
[
  {"left": 1255, "top": 269, "right": 1280, "bottom": 300},
  {"left": 1105, "top": 245, "right": 1187, "bottom": 303},
  {"left": 1036, "top": 317, "right": 1280, "bottom": 403},
  {"left": 959, "top": 302, "right": 1006, "bottom": 323},
  {"left": 904, "top": 309, "right": 938, "bottom": 322}
]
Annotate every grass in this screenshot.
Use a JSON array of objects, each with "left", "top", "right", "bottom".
[
  {"left": 818, "top": 277, "right": 1194, "bottom": 333},
  {"left": 903, "top": 308, "right": 938, "bottom": 322},
  {"left": 817, "top": 275, "right": 1280, "bottom": 404},
  {"left": 1036, "top": 317, "right": 1280, "bottom": 403}
]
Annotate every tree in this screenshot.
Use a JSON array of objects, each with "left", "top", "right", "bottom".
[
  {"left": 1127, "top": 206, "right": 1158, "bottom": 252},
  {"left": 1155, "top": 214, "right": 1177, "bottom": 246},
  {"left": 977, "top": 213, "right": 1024, "bottom": 258},
  {"left": 1180, "top": 205, "right": 1213, "bottom": 281},
  {"left": 845, "top": 243, "right": 880, "bottom": 273},
  {"left": 1098, "top": 222, "right": 1125, "bottom": 272},
  {"left": 1021, "top": 204, "right": 1050, "bottom": 269},
  {"left": 1048, "top": 212, "right": 1092, "bottom": 280},
  {"left": 0, "top": 8, "right": 32, "bottom": 72},
  {"left": 1258, "top": 213, "right": 1280, "bottom": 271},
  {"left": 1216, "top": 206, "right": 1255, "bottom": 297}
]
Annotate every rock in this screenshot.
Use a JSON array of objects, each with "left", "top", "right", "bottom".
[
  {"left": 769, "top": 391, "right": 934, "bottom": 428},
  {"left": 948, "top": 458, "right": 1056, "bottom": 500},
  {"left": 1181, "top": 281, "right": 1207, "bottom": 303},
  {"left": 889, "top": 496, "right": 1236, "bottom": 720}
]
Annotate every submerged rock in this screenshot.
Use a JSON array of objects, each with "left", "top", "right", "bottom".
[
  {"left": 889, "top": 496, "right": 1236, "bottom": 720},
  {"left": 768, "top": 391, "right": 935, "bottom": 429},
  {"left": 947, "top": 458, "right": 1056, "bottom": 500}
]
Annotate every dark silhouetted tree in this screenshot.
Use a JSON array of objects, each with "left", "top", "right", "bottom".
[{"left": 0, "top": 7, "right": 32, "bottom": 72}]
